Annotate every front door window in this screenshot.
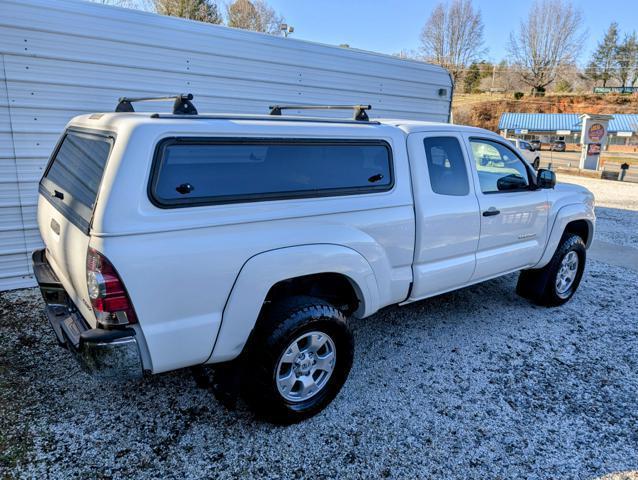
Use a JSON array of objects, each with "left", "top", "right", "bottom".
[{"left": 470, "top": 139, "right": 530, "bottom": 194}]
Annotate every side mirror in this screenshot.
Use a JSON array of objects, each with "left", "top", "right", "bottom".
[
  {"left": 537, "top": 169, "right": 556, "bottom": 189},
  {"left": 497, "top": 173, "right": 528, "bottom": 191}
]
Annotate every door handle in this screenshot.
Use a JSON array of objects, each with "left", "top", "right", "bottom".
[{"left": 482, "top": 208, "right": 500, "bottom": 217}]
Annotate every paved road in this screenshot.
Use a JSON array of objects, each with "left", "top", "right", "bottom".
[
  {"left": 538, "top": 151, "right": 581, "bottom": 169},
  {"left": 589, "top": 240, "right": 638, "bottom": 272},
  {"left": 538, "top": 151, "right": 638, "bottom": 170}
]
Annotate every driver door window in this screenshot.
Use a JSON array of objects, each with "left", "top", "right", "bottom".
[
  {"left": 467, "top": 136, "right": 549, "bottom": 282},
  {"left": 470, "top": 139, "right": 529, "bottom": 194}
]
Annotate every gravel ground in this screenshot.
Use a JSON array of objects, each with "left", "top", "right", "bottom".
[
  {"left": 2, "top": 175, "right": 638, "bottom": 479},
  {"left": 559, "top": 174, "right": 638, "bottom": 249}
]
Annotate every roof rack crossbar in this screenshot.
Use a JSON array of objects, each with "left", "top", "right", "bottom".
[
  {"left": 116, "top": 94, "right": 198, "bottom": 115},
  {"left": 269, "top": 104, "right": 371, "bottom": 121}
]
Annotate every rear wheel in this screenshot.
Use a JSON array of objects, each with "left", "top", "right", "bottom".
[
  {"left": 516, "top": 234, "right": 586, "bottom": 306},
  {"left": 242, "top": 295, "right": 354, "bottom": 423}
]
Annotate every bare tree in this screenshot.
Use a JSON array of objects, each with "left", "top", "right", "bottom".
[
  {"left": 507, "top": 0, "right": 585, "bottom": 95},
  {"left": 226, "top": 0, "right": 284, "bottom": 35},
  {"left": 393, "top": 49, "right": 420, "bottom": 60},
  {"left": 154, "top": 0, "right": 222, "bottom": 23},
  {"left": 227, "top": 0, "right": 260, "bottom": 31},
  {"left": 419, "top": 0, "right": 485, "bottom": 83},
  {"left": 253, "top": 0, "right": 284, "bottom": 35}
]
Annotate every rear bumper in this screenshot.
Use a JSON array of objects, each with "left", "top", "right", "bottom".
[{"left": 32, "top": 249, "right": 144, "bottom": 381}]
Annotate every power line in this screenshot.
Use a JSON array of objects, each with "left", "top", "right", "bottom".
[{"left": 453, "top": 96, "right": 638, "bottom": 107}]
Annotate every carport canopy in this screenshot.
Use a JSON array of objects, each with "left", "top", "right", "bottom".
[{"left": 498, "top": 113, "right": 638, "bottom": 135}]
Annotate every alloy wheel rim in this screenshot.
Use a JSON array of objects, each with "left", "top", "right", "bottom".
[
  {"left": 276, "top": 331, "right": 336, "bottom": 402},
  {"left": 555, "top": 251, "right": 579, "bottom": 298}
]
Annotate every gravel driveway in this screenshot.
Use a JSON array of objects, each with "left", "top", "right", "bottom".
[
  {"left": 1, "top": 175, "right": 637, "bottom": 479},
  {"left": 560, "top": 174, "right": 638, "bottom": 250}
]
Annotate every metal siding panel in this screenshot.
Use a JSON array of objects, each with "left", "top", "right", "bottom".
[
  {"left": 17, "top": 158, "right": 46, "bottom": 183},
  {"left": 0, "top": 133, "right": 14, "bottom": 158},
  {"left": 11, "top": 133, "right": 58, "bottom": 159},
  {"left": 0, "top": 26, "right": 449, "bottom": 94},
  {"left": 0, "top": 0, "right": 451, "bottom": 84},
  {"left": 0, "top": 206, "right": 23, "bottom": 231},
  {"left": 0, "top": 253, "right": 31, "bottom": 280},
  {"left": 0, "top": 205, "right": 36, "bottom": 232},
  {"left": 0, "top": 107, "right": 10, "bottom": 131},
  {"left": 0, "top": 228, "right": 33, "bottom": 255},
  {"left": 24, "top": 227, "right": 44, "bottom": 252},
  {"left": 0, "top": 0, "right": 452, "bottom": 290},
  {"left": 0, "top": 181, "right": 19, "bottom": 206},
  {"left": 6, "top": 107, "right": 82, "bottom": 134},
  {"left": 0, "top": 276, "right": 37, "bottom": 290},
  {"left": 2, "top": 55, "right": 450, "bottom": 119},
  {"left": 17, "top": 181, "right": 38, "bottom": 208},
  {"left": 6, "top": 81, "right": 449, "bottom": 121},
  {"left": 0, "top": 157, "right": 43, "bottom": 183},
  {"left": 0, "top": 51, "right": 33, "bottom": 289}
]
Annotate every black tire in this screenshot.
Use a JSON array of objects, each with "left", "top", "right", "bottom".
[
  {"left": 516, "top": 234, "right": 586, "bottom": 307},
  {"left": 241, "top": 295, "right": 354, "bottom": 424},
  {"left": 533, "top": 157, "right": 540, "bottom": 170}
]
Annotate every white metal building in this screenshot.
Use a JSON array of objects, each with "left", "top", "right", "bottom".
[{"left": 0, "top": 0, "right": 452, "bottom": 291}]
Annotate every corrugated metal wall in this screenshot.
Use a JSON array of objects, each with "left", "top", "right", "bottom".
[
  {"left": 2, "top": 52, "right": 31, "bottom": 290},
  {"left": 0, "top": 0, "right": 452, "bottom": 291},
  {"left": 499, "top": 113, "right": 638, "bottom": 133}
]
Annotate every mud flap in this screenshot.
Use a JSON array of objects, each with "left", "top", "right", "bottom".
[{"left": 516, "top": 267, "right": 552, "bottom": 304}]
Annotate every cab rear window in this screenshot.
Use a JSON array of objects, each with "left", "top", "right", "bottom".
[
  {"left": 40, "top": 130, "right": 113, "bottom": 232},
  {"left": 150, "top": 138, "right": 393, "bottom": 207}
]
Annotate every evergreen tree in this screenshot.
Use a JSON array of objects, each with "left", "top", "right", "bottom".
[
  {"left": 463, "top": 62, "right": 482, "bottom": 93},
  {"left": 615, "top": 32, "right": 638, "bottom": 87},
  {"left": 587, "top": 23, "right": 618, "bottom": 87}
]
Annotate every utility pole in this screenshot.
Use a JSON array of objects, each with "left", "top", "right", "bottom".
[{"left": 490, "top": 64, "right": 496, "bottom": 96}]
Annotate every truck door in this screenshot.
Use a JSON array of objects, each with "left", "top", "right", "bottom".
[
  {"left": 406, "top": 132, "right": 480, "bottom": 300},
  {"left": 465, "top": 136, "right": 549, "bottom": 281}
]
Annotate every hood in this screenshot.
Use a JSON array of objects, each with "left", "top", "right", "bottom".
[
  {"left": 555, "top": 182, "right": 590, "bottom": 194},
  {"left": 554, "top": 181, "right": 595, "bottom": 208}
]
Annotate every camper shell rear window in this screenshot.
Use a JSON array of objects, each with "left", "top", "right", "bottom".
[
  {"left": 149, "top": 138, "right": 394, "bottom": 208},
  {"left": 39, "top": 129, "right": 114, "bottom": 233}
]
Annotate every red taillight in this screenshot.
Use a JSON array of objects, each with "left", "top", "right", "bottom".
[{"left": 86, "top": 247, "right": 137, "bottom": 326}]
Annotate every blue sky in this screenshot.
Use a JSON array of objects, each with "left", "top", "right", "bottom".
[{"left": 266, "top": 0, "right": 638, "bottom": 64}]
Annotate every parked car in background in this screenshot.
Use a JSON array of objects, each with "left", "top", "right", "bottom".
[
  {"left": 530, "top": 139, "right": 542, "bottom": 151},
  {"left": 507, "top": 138, "right": 541, "bottom": 169},
  {"left": 551, "top": 140, "right": 566, "bottom": 152},
  {"left": 32, "top": 96, "right": 595, "bottom": 423}
]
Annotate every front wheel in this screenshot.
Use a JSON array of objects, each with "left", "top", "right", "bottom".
[
  {"left": 533, "top": 157, "right": 540, "bottom": 170},
  {"left": 241, "top": 296, "right": 354, "bottom": 423},
  {"left": 516, "top": 234, "right": 586, "bottom": 306}
]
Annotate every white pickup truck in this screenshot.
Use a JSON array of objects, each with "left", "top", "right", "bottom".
[
  {"left": 33, "top": 97, "right": 595, "bottom": 423},
  {"left": 507, "top": 138, "right": 541, "bottom": 170}
]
